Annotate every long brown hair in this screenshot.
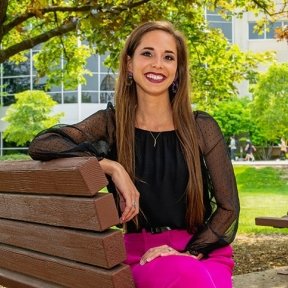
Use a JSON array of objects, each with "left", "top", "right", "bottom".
[{"left": 115, "top": 21, "right": 204, "bottom": 232}]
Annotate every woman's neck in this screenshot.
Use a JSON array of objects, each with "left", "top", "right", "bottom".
[{"left": 135, "top": 98, "right": 174, "bottom": 131}]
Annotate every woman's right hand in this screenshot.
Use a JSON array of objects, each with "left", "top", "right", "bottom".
[{"left": 99, "top": 158, "right": 140, "bottom": 223}]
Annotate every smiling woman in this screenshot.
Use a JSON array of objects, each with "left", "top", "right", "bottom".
[{"left": 28, "top": 21, "right": 240, "bottom": 288}]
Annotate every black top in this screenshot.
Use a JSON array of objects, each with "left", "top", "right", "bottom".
[
  {"left": 134, "top": 128, "right": 188, "bottom": 229},
  {"left": 28, "top": 103, "right": 240, "bottom": 256}
]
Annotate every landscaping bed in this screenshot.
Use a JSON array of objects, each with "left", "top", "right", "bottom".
[{"left": 233, "top": 234, "right": 288, "bottom": 275}]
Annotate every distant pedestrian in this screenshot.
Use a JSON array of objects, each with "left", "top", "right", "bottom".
[
  {"left": 280, "top": 138, "right": 287, "bottom": 160},
  {"left": 244, "top": 139, "right": 256, "bottom": 161},
  {"left": 229, "top": 136, "right": 237, "bottom": 161}
]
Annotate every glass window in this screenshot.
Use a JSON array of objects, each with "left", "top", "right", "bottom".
[
  {"left": 49, "top": 92, "right": 62, "bottom": 104},
  {"left": 100, "top": 74, "right": 115, "bottom": 91},
  {"left": 266, "top": 21, "right": 282, "bottom": 39},
  {"left": 3, "top": 77, "right": 30, "bottom": 94},
  {"left": 100, "top": 91, "right": 114, "bottom": 104},
  {"left": 82, "top": 92, "right": 99, "bottom": 103},
  {"left": 206, "top": 9, "right": 232, "bottom": 42},
  {"left": 3, "top": 59, "right": 30, "bottom": 77},
  {"left": 83, "top": 74, "right": 99, "bottom": 91},
  {"left": 32, "top": 76, "right": 46, "bottom": 90},
  {"left": 209, "top": 22, "right": 232, "bottom": 41},
  {"left": 100, "top": 54, "right": 111, "bottom": 71},
  {"left": 86, "top": 55, "right": 99, "bottom": 72},
  {"left": 249, "top": 22, "right": 264, "bottom": 39},
  {"left": 63, "top": 92, "right": 77, "bottom": 103}
]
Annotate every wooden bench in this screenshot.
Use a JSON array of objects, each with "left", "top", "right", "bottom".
[
  {"left": 0, "top": 157, "right": 135, "bottom": 288},
  {"left": 255, "top": 215, "right": 288, "bottom": 228}
]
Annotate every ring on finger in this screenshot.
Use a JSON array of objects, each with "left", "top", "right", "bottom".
[{"left": 132, "top": 201, "right": 137, "bottom": 208}]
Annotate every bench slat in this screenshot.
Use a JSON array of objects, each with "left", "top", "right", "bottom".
[
  {"left": 0, "top": 192, "right": 119, "bottom": 231},
  {"left": 0, "top": 157, "right": 108, "bottom": 196},
  {"left": 0, "top": 244, "right": 134, "bottom": 288},
  {"left": 0, "top": 267, "right": 61, "bottom": 288},
  {"left": 0, "top": 219, "right": 125, "bottom": 269},
  {"left": 255, "top": 216, "right": 288, "bottom": 228}
]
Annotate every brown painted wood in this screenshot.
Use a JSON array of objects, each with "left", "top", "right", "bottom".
[
  {"left": 0, "top": 192, "right": 119, "bottom": 231},
  {"left": 0, "top": 219, "right": 125, "bottom": 269},
  {"left": 0, "top": 157, "right": 108, "bottom": 196},
  {"left": 0, "top": 267, "right": 61, "bottom": 288},
  {"left": 0, "top": 244, "right": 135, "bottom": 288},
  {"left": 255, "top": 216, "right": 288, "bottom": 228}
]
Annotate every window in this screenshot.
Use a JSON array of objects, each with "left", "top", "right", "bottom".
[
  {"left": 206, "top": 9, "right": 233, "bottom": 42},
  {"left": 249, "top": 21, "right": 285, "bottom": 40}
]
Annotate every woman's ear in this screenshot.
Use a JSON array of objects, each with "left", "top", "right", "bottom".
[{"left": 127, "top": 56, "right": 133, "bottom": 73}]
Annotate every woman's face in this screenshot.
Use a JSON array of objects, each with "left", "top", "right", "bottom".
[{"left": 128, "top": 30, "right": 178, "bottom": 99}]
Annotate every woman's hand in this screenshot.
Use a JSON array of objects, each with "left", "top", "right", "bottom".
[
  {"left": 99, "top": 158, "right": 140, "bottom": 222},
  {"left": 140, "top": 245, "right": 204, "bottom": 265}
]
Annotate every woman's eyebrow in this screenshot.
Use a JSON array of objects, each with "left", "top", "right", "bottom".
[{"left": 141, "top": 47, "right": 176, "bottom": 54}]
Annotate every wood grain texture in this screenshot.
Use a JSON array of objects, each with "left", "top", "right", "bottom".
[
  {"left": 0, "top": 157, "right": 108, "bottom": 196},
  {"left": 0, "top": 244, "right": 135, "bottom": 288},
  {"left": 0, "top": 267, "right": 61, "bottom": 288},
  {"left": 0, "top": 219, "right": 125, "bottom": 268},
  {"left": 0, "top": 192, "right": 119, "bottom": 231},
  {"left": 255, "top": 216, "right": 288, "bottom": 228}
]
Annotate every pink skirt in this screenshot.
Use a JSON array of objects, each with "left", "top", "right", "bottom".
[{"left": 124, "top": 229, "right": 234, "bottom": 288}]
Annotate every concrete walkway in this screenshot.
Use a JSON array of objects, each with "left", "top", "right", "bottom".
[
  {"left": 232, "top": 159, "right": 288, "bottom": 166},
  {"left": 233, "top": 266, "right": 288, "bottom": 288},
  {"left": 1, "top": 267, "right": 287, "bottom": 288}
]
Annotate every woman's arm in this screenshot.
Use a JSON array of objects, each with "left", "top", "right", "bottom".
[
  {"left": 100, "top": 159, "right": 140, "bottom": 222},
  {"left": 185, "top": 111, "right": 240, "bottom": 256},
  {"left": 29, "top": 106, "right": 115, "bottom": 161}
]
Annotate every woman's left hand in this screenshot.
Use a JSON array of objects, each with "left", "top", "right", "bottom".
[{"left": 140, "top": 245, "right": 204, "bottom": 265}]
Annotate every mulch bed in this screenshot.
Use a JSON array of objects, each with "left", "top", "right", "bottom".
[{"left": 232, "top": 234, "right": 288, "bottom": 275}]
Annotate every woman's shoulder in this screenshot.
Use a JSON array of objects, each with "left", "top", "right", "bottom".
[
  {"left": 193, "top": 110, "right": 220, "bottom": 130},
  {"left": 193, "top": 110, "right": 224, "bottom": 154}
]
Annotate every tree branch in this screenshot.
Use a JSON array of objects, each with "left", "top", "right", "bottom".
[
  {"left": 0, "top": 19, "right": 77, "bottom": 63},
  {"left": 0, "top": 0, "right": 150, "bottom": 62},
  {"left": 0, "top": 0, "right": 9, "bottom": 42},
  {"left": 2, "top": 0, "right": 149, "bottom": 36}
]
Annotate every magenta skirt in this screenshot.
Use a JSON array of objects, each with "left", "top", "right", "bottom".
[{"left": 124, "top": 229, "right": 234, "bottom": 288}]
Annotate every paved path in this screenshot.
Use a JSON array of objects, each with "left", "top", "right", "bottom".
[
  {"left": 233, "top": 266, "right": 288, "bottom": 288},
  {"left": 232, "top": 159, "right": 288, "bottom": 166}
]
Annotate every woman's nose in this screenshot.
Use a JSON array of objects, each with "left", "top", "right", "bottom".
[{"left": 152, "top": 58, "right": 163, "bottom": 69}]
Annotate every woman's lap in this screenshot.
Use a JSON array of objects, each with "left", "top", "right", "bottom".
[{"left": 124, "top": 229, "right": 234, "bottom": 288}]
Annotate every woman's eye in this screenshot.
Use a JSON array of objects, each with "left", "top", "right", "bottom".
[
  {"left": 141, "top": 51, "right": 152, "bottom": 57},
  {"left": 165, "top": 55, "right": 175, "bottom": 61}
]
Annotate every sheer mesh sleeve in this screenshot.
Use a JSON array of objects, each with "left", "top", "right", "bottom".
[
  {"left": 185, "top": 111, "right": 240, "bottom": 256},
  {"left": 28, "top": 103, "right": 116, "bottom": 161}
]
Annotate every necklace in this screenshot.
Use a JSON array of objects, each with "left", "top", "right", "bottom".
[{"left": 149, "top": 131, "right": 161, "bottom": 147}]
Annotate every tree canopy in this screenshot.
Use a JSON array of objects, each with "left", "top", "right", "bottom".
[
  {"left": 250, "top": 63, "right": 288, "bottom": 142},
  {"left": 1, "top": 0, "right": 281, "bottom": 106},
  {"left": 2, "top": 90, "right": 64, "bottom": 145}
]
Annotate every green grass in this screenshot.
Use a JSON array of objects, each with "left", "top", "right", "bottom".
[
  {"left": 0, "top": 154, "right": 31, "bottom": 161},
  {"left": 234, "top": 166, "right": 288, "bottom": 235}
]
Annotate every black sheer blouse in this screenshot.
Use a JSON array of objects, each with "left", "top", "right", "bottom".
[{"left": 28, "top": 103, "right": 240, "bottom": 256}]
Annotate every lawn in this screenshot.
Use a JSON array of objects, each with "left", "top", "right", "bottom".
[{"left": 234, "top": 165, "right": 288, "bottom": 234}]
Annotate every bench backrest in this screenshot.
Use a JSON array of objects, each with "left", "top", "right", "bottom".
[{"left": 0, "top": 157, "right": 134, "bottom": 288}]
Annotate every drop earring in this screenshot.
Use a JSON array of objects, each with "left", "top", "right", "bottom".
[
  {"left": 171, "top": 80, "right": 178, "bottom": 94},
  {"left": 127, "top": 72, "right": 134, "bottom": 86}
]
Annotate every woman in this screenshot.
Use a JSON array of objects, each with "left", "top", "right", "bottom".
[{"left": 29, "top": 21, "right": 240, "bottom": 288}]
